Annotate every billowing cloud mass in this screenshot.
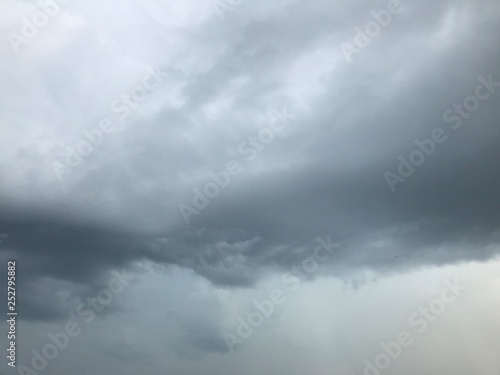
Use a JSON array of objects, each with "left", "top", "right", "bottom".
[{"left": 1, "top": 0, "right": 500, "bottom": 374}]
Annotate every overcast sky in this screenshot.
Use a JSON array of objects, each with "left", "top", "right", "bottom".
[{"left": 1, "top": 0, "right": 500, "bottom": 374}]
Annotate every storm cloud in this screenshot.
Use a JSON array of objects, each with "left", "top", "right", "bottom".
[{"left": 1, "top": 0, "right": 500, "bottom": 374}]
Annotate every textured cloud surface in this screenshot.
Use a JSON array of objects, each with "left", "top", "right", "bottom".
[{"left": 1, "top": 0, "right": 500, "bottom": 374}]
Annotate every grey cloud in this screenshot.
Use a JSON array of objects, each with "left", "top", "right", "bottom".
[{"left": 1, "top": 0, "right": 500, "bottom": 372}]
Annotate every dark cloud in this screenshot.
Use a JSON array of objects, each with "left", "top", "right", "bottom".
[{"left": 1, "top": 0, "right": 500, "bottom": 372}]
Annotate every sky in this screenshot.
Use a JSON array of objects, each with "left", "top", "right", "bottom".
[{"left": 1, "top": 0, "right": 500, "bottom": 374}]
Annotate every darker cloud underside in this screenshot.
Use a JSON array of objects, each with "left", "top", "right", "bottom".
[{"left": 1, "top": 0, "right": 500, "bottom": 322}]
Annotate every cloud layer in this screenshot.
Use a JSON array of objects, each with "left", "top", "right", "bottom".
[{"left": 1, "top": 0, "right": 500, "bottom": 373}]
